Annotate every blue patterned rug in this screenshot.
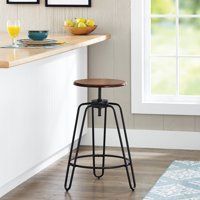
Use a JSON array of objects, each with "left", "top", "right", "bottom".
[{"left": 144, "top": 161, "right": 200, "bottom": 200}]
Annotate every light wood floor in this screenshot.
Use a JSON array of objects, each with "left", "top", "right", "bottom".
[{"left": 1, "top": 147, "right": 200, "bottom": 200}]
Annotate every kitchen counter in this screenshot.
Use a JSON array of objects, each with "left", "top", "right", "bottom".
[
  {"left": 0, "top": 32, "right": 110, "bottom": 197},
  {"left": 0, "top": 33, "right": 110, "bottom": 68}
]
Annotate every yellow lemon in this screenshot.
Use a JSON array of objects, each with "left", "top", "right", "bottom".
[
  {"left": 65, "top": 19, "right": 74, "bottom": 27},
  {"left": 78, "top": 22, "right": 87, "bottom": 28},
  {"left": 76, "top": 18, "right": 87, "bottom": 23},
  {"left": 86, "top": 19, "right": 95, "bottom": 27},
  {"left": 74, "top": 22, "right": 79, "bottom": 28}
]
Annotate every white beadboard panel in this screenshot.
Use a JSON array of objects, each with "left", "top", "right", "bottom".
[
  {"left": 18, "top": 4, "right": 39, "bottom": 31},
  {"left": 0, "top": 48, "right": 88, "bottom": 196},
  {"left": 47, "top": 0, "right": 89, "bottom": 6},
  {"left": 0, "top": 0, "right": 197, "bottom": 132},
  {"left": 0, "top": 2, "right": 18, "bottom": 31}
]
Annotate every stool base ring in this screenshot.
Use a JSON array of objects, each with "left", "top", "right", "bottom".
[{"left": 70, "top": 154, "right": 131, "bottom": 170}]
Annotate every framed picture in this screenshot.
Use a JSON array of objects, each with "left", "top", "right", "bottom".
[
  {"left": 45, "top": 0, "right": 91, "bottom": 7},
  {"left": 7, "top": 0, "right": 39, "bottom": 4}
]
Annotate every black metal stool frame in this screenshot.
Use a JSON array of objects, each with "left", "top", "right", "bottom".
[{"left": 64, "top": 88, "right": 136, "bottom": 191}]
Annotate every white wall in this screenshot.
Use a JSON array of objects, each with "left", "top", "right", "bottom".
[{"left": 0, "top": 47, "right": 88, "bottom": 197}]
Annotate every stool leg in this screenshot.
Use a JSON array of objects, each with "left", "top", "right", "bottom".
[
  {"left": 92, "top": 107, "right": 107, "bottom": 179},
  {"left": 91, "top": 107, "right": 97, "bottom": 177},
  {"left": 108, "top": 104, "right": 136, "bottom": 191},
  {"left": 110, "top": 103, "right": 136, "bottom": 190},
  {"left": 64, "top": 103, "right": 91, "bottom": 191},
  {"left": 102, "top": 107, "right": 107, "bottom": 177}
]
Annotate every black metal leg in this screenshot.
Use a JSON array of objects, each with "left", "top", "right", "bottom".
[
  {"left": 101, "top": 107, "right": 107, "bottom": 176},
  {"left": 109, "top": 103, "right": 136, "bottom": 190},
  {"left": 64, "top": 103, "right": 91, "bottom": 191},
  {"left": 92, "top": 107, "right": 107, "bottom": 179},
  {"left": 108, "top": 104, "right": 136, "bottom": 191},
  {"left": 91, "top": 107, "right": 97, "bottom": 177}
]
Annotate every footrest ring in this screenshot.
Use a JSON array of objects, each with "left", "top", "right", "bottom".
[{"left": 69, "top": 154, "right": 131, "bottom": 169}]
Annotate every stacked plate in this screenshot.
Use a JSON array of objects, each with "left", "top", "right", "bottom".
[{"left": 18, "top": 39, "right": 66, "bottom": 47}]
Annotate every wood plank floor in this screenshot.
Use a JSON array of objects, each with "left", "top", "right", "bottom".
[{"left": 1, "top": 147, "right": 200, "bottom": 200}]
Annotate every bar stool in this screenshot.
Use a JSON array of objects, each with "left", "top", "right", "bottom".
[{"left": 64, "top": 79, "right": 136, "bottom": 191}]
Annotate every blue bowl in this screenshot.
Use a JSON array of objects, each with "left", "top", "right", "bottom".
[{"left": 28, "top": 30, "right": 48, "bottom": 41}]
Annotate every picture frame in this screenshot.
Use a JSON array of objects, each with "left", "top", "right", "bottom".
[
  {"left": 45, "top": 0, "right": 91, "bottom": 7},
  {"left": 7, "top": 0, "right": 39, "bottom": 4}
]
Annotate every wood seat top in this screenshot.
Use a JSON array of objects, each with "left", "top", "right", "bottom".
[{"left": 74, "top": 79, "right": 126, "bottom": 88}]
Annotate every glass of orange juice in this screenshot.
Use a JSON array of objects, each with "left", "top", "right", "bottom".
[{"left": 7, "top": 20, "right": 21, "bottom": 47}]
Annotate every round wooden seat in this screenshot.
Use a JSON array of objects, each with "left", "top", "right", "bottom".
[{"left": 74, "top": 79, "right": 126, "bottom": 88}]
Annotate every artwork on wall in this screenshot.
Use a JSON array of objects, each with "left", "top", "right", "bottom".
[
  {"left": 45, "top": 0, "right": 91, "bottom": 7},
  {"left": 7, "top": 0, "right": 39, "bottom": 4}
]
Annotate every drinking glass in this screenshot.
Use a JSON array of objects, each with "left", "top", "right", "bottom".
[{"left": 7, "top": 20, "right": 21, "bottom": 47}]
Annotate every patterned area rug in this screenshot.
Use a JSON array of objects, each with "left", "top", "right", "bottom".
[{"left": 144, "top": 161, "right": 200, "bottom": 200}]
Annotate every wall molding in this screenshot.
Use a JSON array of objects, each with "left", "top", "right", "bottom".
[
  {"left": 81, "top": 128, "right": 200, "bottom": 150},
  {"left": 0, "top": 141, "right": 77, "bottom": 198}
]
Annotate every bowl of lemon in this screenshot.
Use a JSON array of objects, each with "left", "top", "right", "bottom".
[{"left": 64, "top": 18, "right": 97, "bottom": 35}]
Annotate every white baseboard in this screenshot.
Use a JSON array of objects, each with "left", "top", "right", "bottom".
[
  {"left": 0, "top": 141, "right": 77, "bottom": 198},
  {"left": 81, "top": 128, "right": 200, "bottom": 150},
  {"left": 1, "top": 129, "right": 200, "bottom": 198}
]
